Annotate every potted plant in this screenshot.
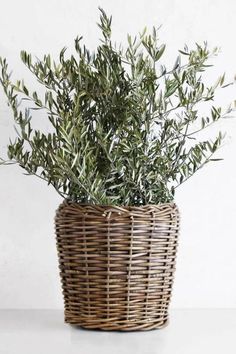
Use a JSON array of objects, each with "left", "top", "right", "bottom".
[{"left": 0, "top": 8, "right": 234, "bottom": 331}]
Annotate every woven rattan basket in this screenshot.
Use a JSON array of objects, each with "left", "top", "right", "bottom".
[{"left": 55, "top": 200, "right": 180, "bottom": 331}]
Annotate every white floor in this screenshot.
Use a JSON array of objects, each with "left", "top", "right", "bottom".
[{"left": 0, "top": 309, "right": 235, "bottom": 354}]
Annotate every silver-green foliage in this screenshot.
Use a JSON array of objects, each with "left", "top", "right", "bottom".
[{"left": 0, "top": 9, "right": 233, "bottom": 205}]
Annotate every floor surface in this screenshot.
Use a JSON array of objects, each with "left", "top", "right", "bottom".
[{"left": 0, "top": 309, "right": 235, "bottom": 354}]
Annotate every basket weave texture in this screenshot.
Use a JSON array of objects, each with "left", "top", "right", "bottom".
[{"left": 55, "top": 200, "right": 180, "bottom": 331}]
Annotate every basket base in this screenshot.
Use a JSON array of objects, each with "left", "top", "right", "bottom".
[{"left": 64, "top": 314, "right": 169, "bottom": 331}]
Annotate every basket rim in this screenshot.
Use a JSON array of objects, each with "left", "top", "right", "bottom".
[{"left": 56, "top": 199, "right": 179, "bottom": 215}]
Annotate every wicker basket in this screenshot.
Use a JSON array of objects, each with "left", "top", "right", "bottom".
[{"left": 55, "top": 200, "right": 180, "bottom": 331}]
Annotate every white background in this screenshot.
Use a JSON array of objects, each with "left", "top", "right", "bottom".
[{"left": 0, "top": 0, "right": 235, "bottom": 309}]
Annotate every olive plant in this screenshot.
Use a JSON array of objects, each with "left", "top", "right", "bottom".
[{"left": 0, "top": 9, "right": 234, "bottom": 205}]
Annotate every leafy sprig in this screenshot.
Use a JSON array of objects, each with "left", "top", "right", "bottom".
[{"left": 0, "top": 8, "right": 234, "bottom": 205}]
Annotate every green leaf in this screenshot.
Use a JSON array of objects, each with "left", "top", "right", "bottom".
[{"left": 155, "top": 44, "right": 166, "bottom": 61}]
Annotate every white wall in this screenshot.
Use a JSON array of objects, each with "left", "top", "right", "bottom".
[{"left": 0, "top": 0, "right": 235, "bottom": 309}]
